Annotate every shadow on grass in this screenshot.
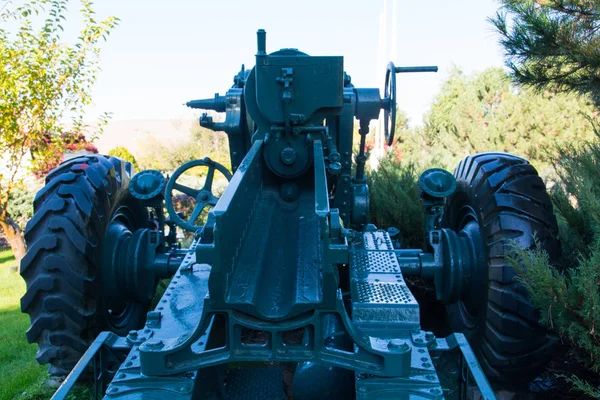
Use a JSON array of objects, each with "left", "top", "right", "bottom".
[{"left": 0, "top": 253, "right": 16, "bottom": 266}]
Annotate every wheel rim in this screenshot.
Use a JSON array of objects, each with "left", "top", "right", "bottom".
[
  {"left": 452, "top": 205, "right": 487, "bottom": 329},
  {"left": 103, "top": 205, "right": 144, "bottom": 330}
]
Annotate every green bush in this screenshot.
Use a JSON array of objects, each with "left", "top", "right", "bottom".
[
  {"left": 367, "top": 151, "right": 425, "bottom": 249},
  {"left": 108, "top": 146, "right": 139, "bottom": 171},
  {"left": 6, "top": 187, "right": 36, "bottom": 229},
  {"left": 507, "top": 131, "right": 600, "bottom": 397}
]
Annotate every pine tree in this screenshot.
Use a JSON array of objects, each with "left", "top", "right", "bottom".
[{"left": 491, "top": 0, "right": 600, "bottom": 107}]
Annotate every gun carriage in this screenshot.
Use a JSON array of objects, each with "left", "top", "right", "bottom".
[{"left": 20, "top": 30, "right": 559, "bottom": 399}]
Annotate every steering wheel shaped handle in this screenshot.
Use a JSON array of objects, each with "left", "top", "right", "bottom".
[
  {"left": 383, "top": 61, "right": 397, "bottom": 147},
  {"left": 165, "top": 157, "right": 232, "bottom": 232}
]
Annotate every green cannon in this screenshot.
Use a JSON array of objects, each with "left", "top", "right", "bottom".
[{"left": 20, "top": 29, "right": 559, "bottom": 399}]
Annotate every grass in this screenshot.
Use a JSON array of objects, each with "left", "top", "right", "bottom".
[{"left": 0, "top": 248, "right": 54, "bottom": 400}]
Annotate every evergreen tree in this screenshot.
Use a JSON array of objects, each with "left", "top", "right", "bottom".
[
  {"left": 491, "top": 0, "right": 600, "bottom": 107},
  {"left": 400, "top": 67, "right": 596, "bottom": 174}
]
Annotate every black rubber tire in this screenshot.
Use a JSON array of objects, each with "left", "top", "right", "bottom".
[
  {"left": 443, "top": 152, "right": 560, "bottom": 383},
  {"left": 20, "top": 155, "right": 150, "bottom": 375}
]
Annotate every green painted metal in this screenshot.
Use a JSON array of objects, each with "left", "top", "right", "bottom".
[{"left": 48, "top": 29, "right": 499, "bottom": 400}]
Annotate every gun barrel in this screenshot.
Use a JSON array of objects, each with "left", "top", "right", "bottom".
[
  {"left": 395, "top": 66, "right": 438, "bottom": 74},
  {"left": 186, "top": 94, "right": 227, "bottom": 112}
]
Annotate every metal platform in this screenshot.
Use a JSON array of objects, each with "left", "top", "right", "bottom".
[{"left": 350, "top": 231, "right": 420, "bottom": 331}]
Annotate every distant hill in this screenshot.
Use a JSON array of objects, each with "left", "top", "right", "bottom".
[{"left": 94, "top": 119, "right": 197, "bottom": 157}]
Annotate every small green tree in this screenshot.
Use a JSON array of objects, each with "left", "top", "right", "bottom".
[
  {"left": 108, "top": 146, "right": 139, "bottom": 171},
  {"left": 411, "top": 67, "right": 596, "bottom": 173},
  {"left": 0, "top": 0, "right": 118, "bottom": 261}
]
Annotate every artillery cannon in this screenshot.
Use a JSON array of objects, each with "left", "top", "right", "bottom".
[{"left": 21, "top": 29, "right": 559, "bottom": 399}]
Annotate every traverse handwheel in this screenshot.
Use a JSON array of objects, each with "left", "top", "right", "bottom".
[
  {"left": 165, "top": 157, "right": 232, "bottom": 232},
  {"left": 383, "top": 61, "right": 397, "bottom": 146}
]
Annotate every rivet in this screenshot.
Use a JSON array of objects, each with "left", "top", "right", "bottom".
[
  {"left": 107, "top": 386, "right": 119, "bottom": 394},
  {"left": 145, "top": 339, "right": 164, "bottom": 349}
]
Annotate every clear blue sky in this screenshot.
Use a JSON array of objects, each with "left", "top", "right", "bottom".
[{"left": 79, "top": 0, "right": 505, "bottom": 126}]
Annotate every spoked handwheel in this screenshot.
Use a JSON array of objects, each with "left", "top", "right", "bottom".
[
  {"left": 165, "top": 157, "right": 232, "bottom": 232},
  {"left": 383, "top": 61, "right": 397, "bottom": 147}
]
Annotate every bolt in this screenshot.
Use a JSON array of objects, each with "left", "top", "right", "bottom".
[
  {"left": 415, "top": 337, "right": 423, "bottom": 343},
  {"left": 387, "top": 339, "right": 409, "bottom": 352},
  {"left": 425, "top": 332, "right": 435, "bottom": 341},
  {"left": 118, "top": 373, "right": 126, "bottom": 379},
  {"left": 426, "top": 374, "right": 437, "bottom": 381},
  {"left": 280, "top": 147, "right": 297, "bottom": 165},
  {"left": 145, "top": 339, "right": 164, "bottom": 349},
  {"left": 422, "top": 362, "right": 432, "bottom": 368},
  {"left": 128, "top": 330, "right": 137, "bottom": 338},
  {"left": 107, "top": 387, "right": 119, "bottom": 394}
]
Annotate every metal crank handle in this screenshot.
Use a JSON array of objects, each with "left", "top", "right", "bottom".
[{"left": 395, "top": 65, "right": 438, "bottom": 74}]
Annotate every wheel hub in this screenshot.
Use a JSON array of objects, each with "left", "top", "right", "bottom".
[{"left": 434, "top": 223, "right": 486, "bottom": 304}]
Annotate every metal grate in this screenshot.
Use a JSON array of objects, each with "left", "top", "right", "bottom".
[
  {"left": 351, "top": 251, "right": 401, "bottom": 274},
  {"left": 355, "top": 281, "right": 415, "bottom": 305}
]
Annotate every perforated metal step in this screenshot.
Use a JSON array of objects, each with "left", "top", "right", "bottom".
[
  {"left": 224, "top": 367, "right": 285, "bottom": 400},
  {"left": 350, "top": 231, "right": 420, "bottom": 331}
]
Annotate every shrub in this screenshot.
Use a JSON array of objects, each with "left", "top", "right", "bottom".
[
  {"left": 108, "top": 146, "right": 139, "bottom": 171},
  {"left": 507, "top": 130, "right": 600, "bottom": 397},
  {"left": 367, "top": 150, "right": 424, "bottom": 249}
]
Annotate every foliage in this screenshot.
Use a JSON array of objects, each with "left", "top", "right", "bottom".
[
  {"left": 367, "top": 151, "right": 424, "bottom": 248},
  {"left": 31, "top": 131, "right": 98, "bottom": 179},
  {"left": 6, "top": 187, "right": 36, "bottom": 229},
  {"left": 137, "top": 124, "right": 230, "bottom": 173},
  {"left": 400, "top": 67, "right": 597, "bottom": 174},
  {"left": 549, "top": 127, "right": 600, "bottom": 262},
  {"left": 503, "top": 128, "right": 600, "bottom": 396},
  {"left": 507, "top": 239, "right": 600, "bottom": 396},
  {"left": 491, "top": 0, "right": 600, "bottom": 107},
  {"left": 108, "top": 146, "right": 138, "bottom": 171},
  {"left": 491, "top": 3, "right": 600, "bottom": 394},
  {"left": 0, "top": 0, "right": 118, "bottom": 259}
]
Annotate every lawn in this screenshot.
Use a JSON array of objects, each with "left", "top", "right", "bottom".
[{"left": 0, "top": 248, "right": 54, "bottom": 400}]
